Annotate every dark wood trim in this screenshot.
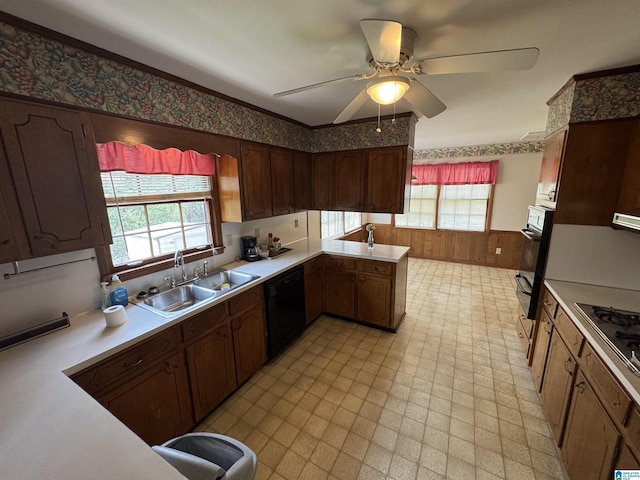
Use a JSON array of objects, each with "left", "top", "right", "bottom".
[
  {"left": 0, "top": 12, "right": 309, "bottom": 128},
  {"left": 573, "top": 64, "right": 640, "bottom": 82},
  {"left": 311, "top": 111, "right": 415, "bottom": 130}
]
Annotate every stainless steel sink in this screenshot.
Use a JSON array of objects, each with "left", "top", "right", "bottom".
[
  {"left": 132, "top": 284, "right": 216, "bottom": 316},
  {"left": 195, "top": 269, "right": 260, "bottom": 291}
]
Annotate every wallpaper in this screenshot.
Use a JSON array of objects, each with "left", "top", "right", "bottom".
[
  {"left": 545, "top": 81, "right": 574, "bottom": 136},
  {"left": 571, "top": 72, "right": 640, "bottom": 122},
  {"left": 413, "top": 140, "right": 542, "bottom": 160},
  {"left": 0, "top": 20, "right": 412, "bottom": 153}
]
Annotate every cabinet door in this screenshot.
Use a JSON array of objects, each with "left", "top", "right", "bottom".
[
  {"left": 616, "top": 118, "right": 640, "bottom": 216},
  {"left": 531, "top": 310, "right": 553, "bottom": 392},
  {"left": 616, "top": 443, "right": 640, "bottom": 470},
  {"left": 0, "top": 183, "right": 18, "bottom": 262},
  {"left": 0, "top": 100, "right": 108, "bottom": 256},
  {"left": 240, "top": 142, "right": 272, "bottom": 220},
  {"left": 293, "top": 151, "right": 312, "bottom": 211},
  {"left": 540, "top": 329, "right": 576, "bottom": 445},
  {"left": 97, "top": 351, "right": 193, "bottom": 446},
  {"left": 537, "top": 128, "right": 566, "bottom": 204},
  {"left": 185, "top": 321, "right": 237, "bottom": 421},
  {"left": 334, "top": 151, "right": 365, "bottom": 211},
  {"left": 232, "top": 305, "right": 267, "bottom": 385},
  {"left": 270, "top": 148, "right": 295, "bottom": 216},
  {"left": 313, "top": 153, "right": 334, "bottom": 210},
  {"left": 562, "top": 371, "right": 620, "bottom": 480},
  {"left": 305, "top": 269, "right": 323, "bottom": 325},
  {"left": 324, "top": 268, "right": 355, "bottom": 318},
  {"left": 356, "top": 273, "right": 392, "bottom": 328},
  {"left": 366, "top": 147, "right": 406, "bottom": 213}
]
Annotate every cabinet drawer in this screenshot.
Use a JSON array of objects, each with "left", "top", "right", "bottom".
[
  {"left": 325, "top": 255, "right": 356, "bottom": 271},
  {"left": 542, "top": 290, "right": 559, "bottom": 319},
  {"left": 358, "top": 259, "right": 394, "bottom": 276},
  {"left": 72, "top": 326, "right": 180, "bottom": 395},
  {"left": 182, "top": 303, "right": 229, "bottom": 342},
  {"left": 229, "top": 285, "right": 263, "bottom": 317},
  {"left": 553, "top": 307, "right": 584, "bottom": 358},
  {"left": 582, "top": 343, "right": 632, "bottom": 426},
  {"left": 304, "top": 256, "right": 323, "bottom": 276},
  {"left": 517, "top": 304, "right": 534, "bottom": 338}
]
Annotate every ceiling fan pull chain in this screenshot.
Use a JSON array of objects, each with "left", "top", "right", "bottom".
[{"left": 376, "top": 104, "right": 382, "bottom": 133}]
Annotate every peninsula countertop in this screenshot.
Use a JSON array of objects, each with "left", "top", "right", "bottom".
[{"left": 0, "top": 239, "right": 409, "bottom": 480}]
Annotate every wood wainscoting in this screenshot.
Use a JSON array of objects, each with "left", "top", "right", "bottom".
[{"left": 341, "top": 226, "right": 523, "bottom": 269}]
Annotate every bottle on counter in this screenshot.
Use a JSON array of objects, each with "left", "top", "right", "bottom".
[
  {"left": 100, "top": 281, "right": 111, "bottom": 311},
  {"left": 109, "top": 274, "right": 128, "bottom": 306},
  {"left": 268, "top": 233, "right": 273, "bottom": 248}
]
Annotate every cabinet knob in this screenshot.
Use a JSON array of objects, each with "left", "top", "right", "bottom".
[{"left": 0, "top": 239, "right": 8, "bottom": 245}]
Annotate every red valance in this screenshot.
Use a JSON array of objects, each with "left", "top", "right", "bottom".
[
  {"left": 412, "top": 160, "right": 499, "bottom": 185},
  {"left": 96, "top": 141, "right": 217, "bottom": 176}
]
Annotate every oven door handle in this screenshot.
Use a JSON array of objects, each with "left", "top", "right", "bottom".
[
  {"left": 521, "top": 229, "right": 541, "bottom": 241},
  {"left": 515, "top": 274, "right": 533, "bottom": 296}
]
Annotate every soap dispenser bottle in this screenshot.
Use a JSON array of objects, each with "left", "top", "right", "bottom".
[{"left": 109, "top": 274, "right": 129, "bottom": 306}]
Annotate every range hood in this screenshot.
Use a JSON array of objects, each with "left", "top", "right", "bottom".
[{"left": 612, "top": 212, "right": 640, "bottom": 231}]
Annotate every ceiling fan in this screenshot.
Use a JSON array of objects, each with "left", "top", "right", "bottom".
[{"left": 274, "top": 19, "right": 539, "bottom": 124}]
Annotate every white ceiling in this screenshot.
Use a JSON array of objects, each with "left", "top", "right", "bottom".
[{"left": 2, "top": 0, "right": 640, "bottom": 150}]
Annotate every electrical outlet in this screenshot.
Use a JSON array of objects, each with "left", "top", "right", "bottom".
[
  {"left": 294, "top": 219, "right": 299, "bottom": 229},
  {"left": 226, "top": 234, "right": 233, "bottom": 246},
  {"left": 254, "top": 228, "right": 260, "bottom": 240},
  {"left": 496, "top": 247, "right": 502, "bottom": 254}
]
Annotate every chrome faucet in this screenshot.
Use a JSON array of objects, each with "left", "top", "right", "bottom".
[{"left": 174, "top": 249, "right": 187, "bottom": 282}]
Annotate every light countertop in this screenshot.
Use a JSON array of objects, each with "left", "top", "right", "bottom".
[
  {"left": 0, "top": 239, "right": 408, "bottom": 480},
  {"left": 545, "top": 279, "right": 640, "bottom": 405}
]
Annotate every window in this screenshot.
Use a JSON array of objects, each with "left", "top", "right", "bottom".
[
  {"left": 321, "top": 211, "right": 362, "bottom": 239},
  {"left": 102, "top": 171, "right": 213, "bottom": 267},
  {"left": 395, "top": 161, "right": 497, "bottom": 232}
]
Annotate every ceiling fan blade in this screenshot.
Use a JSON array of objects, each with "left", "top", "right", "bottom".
[
  {"left": 333, "top": 90, "right": 370, "bottom": 124},
  {"left": 415, "top": 47, "right": 539, "bottom": 75},
  {"left": 404, "top": 80, "right": 447, "bottom": 118},
  {"left": 360, "top": 19, "right": 402, "bottom": 66},
  {"left": 274, "top": 74, "right": 367, "bottom": 97}
]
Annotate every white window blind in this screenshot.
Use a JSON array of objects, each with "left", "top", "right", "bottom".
[{"left": 437, "top": 184, "right": 490, "bottom": 231}]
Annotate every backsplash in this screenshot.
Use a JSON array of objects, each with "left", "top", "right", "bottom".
[
  {"left": 0, "top": 19, "right": 413, "bottom": 152},
  {"left": 0, "top": 212, "right": 308, "bottom": 340}
]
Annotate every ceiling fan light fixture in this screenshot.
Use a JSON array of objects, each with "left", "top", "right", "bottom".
[{"left": 366, "top": 76, "right": 410, "bottom": 105}]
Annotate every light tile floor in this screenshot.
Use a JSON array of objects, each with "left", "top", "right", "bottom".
[{"left": 195, "top": 258, "right": 568, "bottom": 480}]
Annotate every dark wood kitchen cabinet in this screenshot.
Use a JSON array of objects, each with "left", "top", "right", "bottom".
[
  {"left": 183, "top": 305, "right": 237, "bottom": 422},
  {"left": 324, "top": 255, "right": 356, "bottom": 319},
  {"left": 614, "top": 118, "right": 640, "bottom": 218},
  {"left": 531, "top": 309, "right": 553, "bottom": 391},
  {"left": 304, "top": 256, "right": 324, "bottom": 325},
  {"left": 540, "top": 329, "right": 577, "bottom": 445},
  {"left": 0, "top": 98, "right": 110, "bottom": 259},
  {"left": 536, "top": 128, "right": 566, "bottom": 205},
  {"left": 0, "top": 185, "right": 18, "bottom": 263},
  {"left": 561, "top": 370, "right": 620, "bottom": 480},
  {"left": 241, "top": 142, "right": 273, "bottom": 220},
  {"left": 356, "top": 267, "right": 392, "bottom": 328},
  {"left": 334, "top": 151, "right": 366, "bottom": 211},
  {"left": 313, "top": 153, "right": 334, "bottom": 210},
  {"left": 229, "top": 286, "right": 268, "bottom": 385},
  {"left": 366, "top": 146, "right": 411, "bottom": 213},
  {"left": 270, "top": 148, "right": 295, "bottom": 216},
  {"left": 293, "top": 151, "right": 313, "bottom": 211}
]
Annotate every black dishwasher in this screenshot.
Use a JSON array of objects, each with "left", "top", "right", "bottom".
[{"left": 264, "top": 265, "right": 305, "bottom": 359}]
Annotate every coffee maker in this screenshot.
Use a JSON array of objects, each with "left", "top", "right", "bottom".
[{"left": 240, "top": 236, "right": 262, "bottom": 262}]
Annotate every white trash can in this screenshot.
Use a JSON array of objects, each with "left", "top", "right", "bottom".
[{"left": 153, "top": 433, "right": 257, "bottom": 480}]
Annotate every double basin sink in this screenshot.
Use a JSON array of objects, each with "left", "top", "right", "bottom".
[{"left": 131, "top": 269, "right": 260, "bottom": 317}]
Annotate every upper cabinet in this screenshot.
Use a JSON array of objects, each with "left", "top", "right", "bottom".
[
  {"left": 241, "top": 142, "right": 273, "bottom": 220},
  {"left": 0, "top": 98, "right": 110, "bottom": 259},
  {"left": 312, "top": 146, "right": 412, "bottom": 214},
  {"left": 270, "top": 148, "right": 295, "bottom": 216},
  {"left": 536, "top": 128, "right": 566, "bottom": 206},
  {"left": 293, "top": 151, "right": 312, "bottom": 212},
  {"left": 615, "top": 118, "right": 640, "bottom": 218},
  {"left": 539, "top": 119, "right": 636, "bottom": 226}
]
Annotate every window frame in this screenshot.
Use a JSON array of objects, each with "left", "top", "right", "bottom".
[{"left": 394, "top": 184, "right": 494, "bottom": 233}]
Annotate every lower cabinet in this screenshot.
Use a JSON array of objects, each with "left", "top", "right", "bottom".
[
  {"left": 561, "top": 370, "right": 620, "bottom": 480},
  {"left": 324, "top": 256, "right": 356, "bottom": 319},
  {"left": 230, "top": 286, "right": 268, "bottom": 385},
  {"left": 531, "top": 309, "right": 553, "bottom": 391},
  {"left": 540, "top": 329, "right": 577, "bottom": 445},
  {"left": 356, "top": 271, "right": 392, "bottom": 328},
  {"left": 185, "top": 319, "right": 237, "bottom": 422},
  {"left": 616, "top": 443, "right": 640, "bottom": 470},
  {"left": 304, "top": 257, "right": 324, "bottom": 325},
  {"left": 96, "top": 351, "right": 193, "bottom": 446}
]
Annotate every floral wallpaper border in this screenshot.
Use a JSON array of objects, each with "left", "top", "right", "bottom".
[
  {"left": 0, "top": 20, "right": 412, "bottom": 153},
  {"left": 414, "top": 141, "right": 542, "bottom": 160}
]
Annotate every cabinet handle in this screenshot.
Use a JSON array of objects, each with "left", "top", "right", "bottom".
[
  {"left": 564, "top": 358, "right": 574, "bottom": 375},
  {"left": 544, "top": 322, "right": 552, "bottom": 333},
  {"left": 361, "top": 276, "right": 366, "bottom": 282},
  {"left": 574, "top": 381, "right": 586, "bottom": 393},
  {"left": 0, "top": 239, "right": 8, "bottom": 245},
  {"left": 125, "top": 358, "right": 143, "bottom": 367}
]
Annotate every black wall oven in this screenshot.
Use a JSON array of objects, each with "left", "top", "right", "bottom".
[{"left": 515, "top": 205, "right": 554, "bottom": 319}]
